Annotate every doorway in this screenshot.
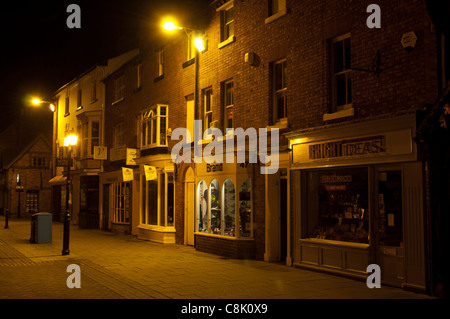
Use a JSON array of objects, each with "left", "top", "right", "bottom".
[
  {"left": 102, "top": 184, "right": 110, "bottom": 231},
  {"left": 375, "top": 167, "right": 404, "bottom": 287},
  {"left": 280, "top": 177, "right": 288, "bottom": 263},
  {"left": 185, "top": 167, "right": 195, "bottom": 245}
]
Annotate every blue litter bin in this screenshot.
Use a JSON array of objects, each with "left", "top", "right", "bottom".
[{"left": 30, "top": 213, "right": 52, "bottom": 244}]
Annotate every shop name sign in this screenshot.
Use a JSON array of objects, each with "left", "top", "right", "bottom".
[{"left": 309, "top": 135, "right": 385, "bottom": 160}]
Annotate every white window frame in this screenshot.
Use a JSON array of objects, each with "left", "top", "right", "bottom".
[
  {"left": 332, "top": 33, "right": 352, "bottom": 112},
  {"left": 112, "top": 182, "right": 131, "bottom": 224},
  {"left": 273, "top": 59, "right": 287, "bottom": 122},
  {"left": 265, "top": 0, "right": 287, "bottom": 24},
  {"left": 203, "top": 88, "right": 213, "bottom": 132},
  {"left": 114, "top": 75, "right": 125, "bottom": 103},
  {"left": 224, "top": 80, "right": 234, "bottom": 130},
  {"left": 158, "top": 50, "right": 164, "bottom": 76},
  {"left": 141, "top": 171, "right": 175, "bottom": 228},
  {"left": 140, "top": 104, "right": 169, "bottom": 150},
  {"left": 217, "top": 1, "right": 235, "bottom": 48},
  {"left": 81, "top": 118, "right": 100, "bottom": 159}
]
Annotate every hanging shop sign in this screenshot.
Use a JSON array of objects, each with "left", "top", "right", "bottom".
[
  {"left": 144, "top": 165, "right": 157, "bottom": 181},
  {"left": 122, "top": 167, "right": 134, "bottom": 182}
]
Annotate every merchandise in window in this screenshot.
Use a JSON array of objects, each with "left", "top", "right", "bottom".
[
  {"left": 304, "top": 167, "right": 369, "bottom": 244},
  {"left": 223, "top": 179, "right": 235, "bottom": 236},
  {"left": 239, "top": 179, "right": 252, "bottom": 237},
  {"left": 197, "top": 180, "right": 208, "bottom": 232},
  {"left": 113, "top": 182, "right": 131, "bottom": 224}
]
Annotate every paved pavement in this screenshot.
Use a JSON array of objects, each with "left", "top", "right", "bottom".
[{"left": 0, "top": 216, "right": 441, "bottom": 315}]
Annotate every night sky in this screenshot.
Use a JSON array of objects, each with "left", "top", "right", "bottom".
[{"left": 0, "top": 0, "right": 211, "bottom": 127}]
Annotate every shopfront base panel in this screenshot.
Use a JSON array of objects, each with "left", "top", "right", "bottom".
[{"left": 195, "top": 234, "right": 255, "bottom": 259}]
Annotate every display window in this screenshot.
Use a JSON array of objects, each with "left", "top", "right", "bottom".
[
  {"left": 196, "top": 177, "right": 252, "bottom": 238},
  {"left": 304, "top": 167, "right": 369, "bottom": 244}
]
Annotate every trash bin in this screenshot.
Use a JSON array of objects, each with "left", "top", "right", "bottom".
[{"left": 30, "top": 213, "right": 52, "bottom": 244}]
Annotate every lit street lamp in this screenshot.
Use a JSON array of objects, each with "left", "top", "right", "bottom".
[
  {"left": 162, "top": 20, "right": 206, "bottom": 52},
  {"left": 62, "top": 134, "right": 78, "bottom": 256},
  {"left": 32, "top": 98, "right": 55, "bottom": 112}
]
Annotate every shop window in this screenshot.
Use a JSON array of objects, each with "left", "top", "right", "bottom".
[
  {"left": 209, "top": 179, "right": 221, "bottom": 234},
  {"left": 239, "top": 179, "right": 252, "bottom": 237},
  {"left": 197, "top": 178, "right": 252, "bottom": 238},
  {"left": 197, "top": 180, "right": 208, "bottom": 232},
  {"left": 142, "top": 172, "right": 174, "bottom": 227},
  {"left": 113, "top": 182, "right": 131, "bottom": 224},
  {"left": 304, "top": 167, "right": 369, "bottom": 244},
  {"left": 222, "top": 179, "right": 235, "bottom": 236}
]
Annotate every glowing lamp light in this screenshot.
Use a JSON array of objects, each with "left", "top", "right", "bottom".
[
  {"left": 64, "top": 135, "right": 78, "bottom": 147},
  {"left": 195, "top": 37, "right": 205, "bottom": 52},
  {"left": 163, "top": 21, "right": 181, "bottom": 32},
  {"left": 32, "top": 99, "right": 41, "bottom": 105}
]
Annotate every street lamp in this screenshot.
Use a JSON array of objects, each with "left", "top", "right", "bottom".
[
  {"left": 32, "top": 98, "right": 55, "bottom": 112},
  {"left": 62, "top": 134, "right": 78, "bottom": 256},
  {"left": 162, "top": 20, "right": 206, "bottom": 52}
]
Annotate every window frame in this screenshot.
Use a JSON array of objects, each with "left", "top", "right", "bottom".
[
  {"left": 81, "top": 118, "right": 101, "bottom": 159},
  {"left": 26, "top": 190, "right": 39, "bottom": 214},
  {"left": 203, "top": 87, "right": 213, "bottom": 132},
  {"left": 113, "top": 75, "right": 125, "bottom": 104},
  {"left": 217, "top": 1, "right": 236, "bottom": 48},
  {"left": 140, "top": 104, "right": 169, "bottom": 150},
  {"left": 141, "top": 171, "right": 175, "bottom": 227},
  {"left": 223, "top": 80, "right": 234, "bottom": 130},
  {"left": 272, "top": 59, "right": 287, "bottom": 123},
  {"left": 265, "top": 0, "right": 287, "bottom": 24},
  {"left": 331, "top": 33, "right": 352, "bottom": 112},
  {"left": 112, "top": 182, "right": 132, "bottom": 224}
]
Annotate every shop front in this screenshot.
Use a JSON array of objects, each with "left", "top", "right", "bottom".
[
  {"left": 287, "top": 112, "right": 427, "bottom": 292},
  {"left": 193, "top": 160, "right": 254, "bottom": 259}
]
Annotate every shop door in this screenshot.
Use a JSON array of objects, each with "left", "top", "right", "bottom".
[
  {"left": 375, "top": 167, "right": 405, "bottom": 287},
  {"left": 185, "top": 167, "right": 195, "bottom": 246},
  {"left": 102, "top": 184, "right": 109, "bottom": 231}
]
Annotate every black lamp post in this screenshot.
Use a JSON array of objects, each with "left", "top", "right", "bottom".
[{"left": 62, "top": 135, "right": 77, "bottom": 256}]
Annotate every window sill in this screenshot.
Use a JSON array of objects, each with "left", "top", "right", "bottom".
[
  {"left": 218, "top": 36, "right": 236, "bottom": 49},
  {"left": 112, "top": 98, "right": 124, "bottom": 106},
  {"left": 264, "top": 7, "right": 287, "bottom": 24},
  {"left": 195, "top": 232, "right": 254, "bottom": 241},
  {"left": 138, "top": 224, "right": 175, "bottom": 232},
  {"left": 267, "top": 118, "right": 289, "bottom": 130},
  {"left": 64, "top": 112, "right": 70, "bottom": 117},
  {"left": 153, "top": 74, "right": 164, "bottom": 83},
  {"left": 300, "top": 238, "right": 369, "bottom": 249},
  {"left": 76, "top": 106, "right": 83, "bottom": 111},
  {"left": 182, "top": 58, "right": 195, "bottom": 69},
  {"left": 323, "top": 107, "right": 354, "bottom": 121}
]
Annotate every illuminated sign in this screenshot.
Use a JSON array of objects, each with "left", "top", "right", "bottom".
[{"left": 309, "top": 136, "right": 385, "bottom": 160}]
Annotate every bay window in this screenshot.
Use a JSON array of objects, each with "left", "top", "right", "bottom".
[{"left": 141, "top": 104, "right": 168, "bottom": 149}]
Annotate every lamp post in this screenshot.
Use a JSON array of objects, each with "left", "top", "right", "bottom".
[
  {"left": 62, "top": 135, "right": 78, "bottom": 256},
  {"left": 162, "top": 20, "right": 205, "bottom": 136}
]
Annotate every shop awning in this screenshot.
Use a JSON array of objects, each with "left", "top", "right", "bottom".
[{"left": 48, "top": 175, "right": 67, "bottom": 185}]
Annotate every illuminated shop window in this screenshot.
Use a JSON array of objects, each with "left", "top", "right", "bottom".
[
  {"left": 142, "top": 172, "right": 174, "bottom": 227},
  {"left": 197, "top": 180, "right": 209, "bottom": 232},
  {"left": 222, "top": 179, "right": 235, "bottom": 236},
  {"left": 304, "top": 167, "right": 369, "bottom": 244},
  {"left": 239, "top": 179, "right": 252, "bottom": 237},
  {"left": 197, "top": 178, "right": 252, "bottom": 238}
]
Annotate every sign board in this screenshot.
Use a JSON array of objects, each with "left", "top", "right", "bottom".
[
  {"left": 126, "top": 148, "right": 140, "bottom": 165},
  {"left": 93, "top": 146, "right": 108, "bottom": 160},
  {"left": 144, "top": 165, "right": 157, "bottom": 181},
  {"left": 122, "top": 167, "right": 134, "bottom": 182},
  {"left": 110, "top": 146, "right": 127, "bottom": 162}
]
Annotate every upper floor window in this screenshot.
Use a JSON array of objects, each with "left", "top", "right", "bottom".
[
  {"left": 31, "top": 156, "right": 48, "bottom": 168},
  {"left": 90, "top": 81, "right": 97, "bottom": 103},
  {"left": 81, "top": 119, "right": 100, "bottom": 159},
  {"left": 266, "top": 0, "right": 287, "bottom": 24},
  {"left": 273, "top": 59, "right": 287, "bottom": 122},
  {"left": 137, "top": 63, "right": 143, "bottom": 89},
  {"left": 158, "top": 50, "right": 164, "bottom": 77},
  {"left": 203, "top": 88, "right": 213, "bottom": 132},
  {"left": 114, "top": 75, "right": 125, "bottom": 103},
  {"left": 217, "top": 1, "right": 235, "bottom": 48},
  {"left": 65, "top": 95, "right": 70, "bottom": 115},
  {"left": 141, "top": 104, "right": 168, "bottom": 149},
  {"left": 331, "top": 34, "right": 352, "bottom": 112},
  {"left": 113, "top": 122, "right": 125, "bottom": 147},
  {"left": 223, "top": 80, "right": 234, "bottom": 130},
  {"left": 77, "top": 88, "right": 82, "bottom": 110}
]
